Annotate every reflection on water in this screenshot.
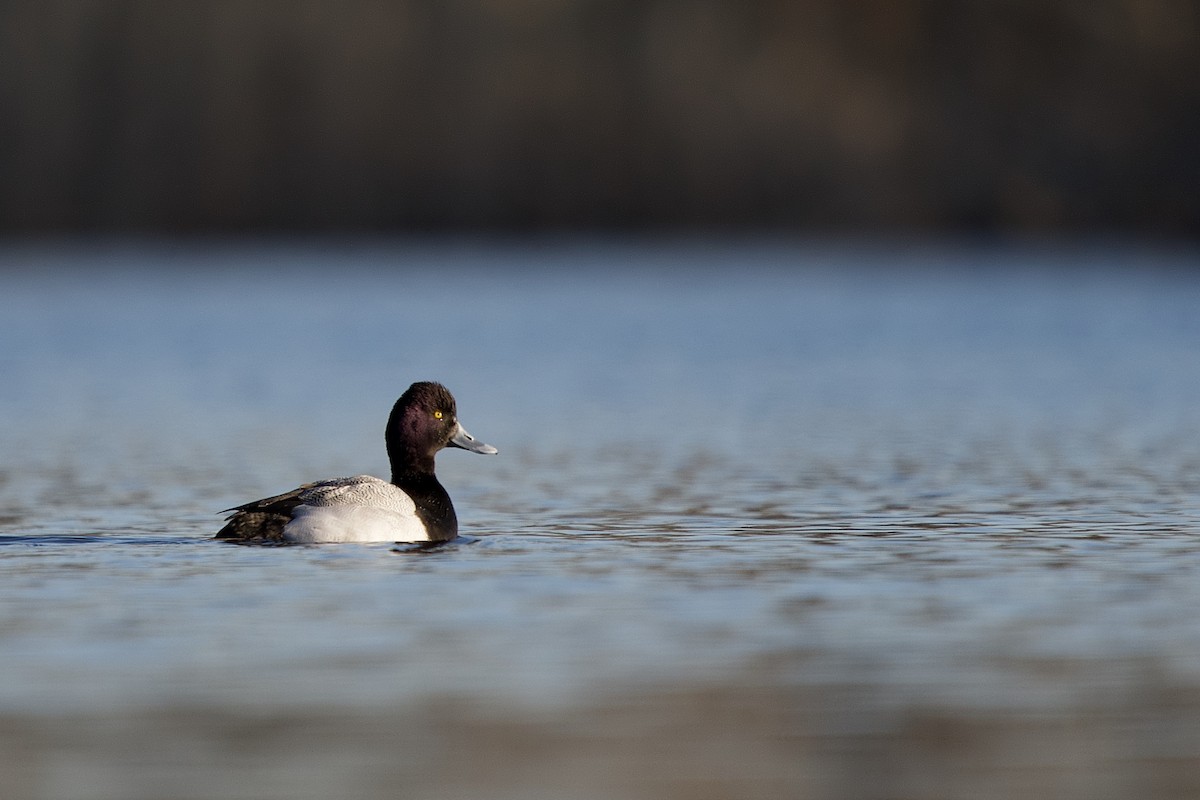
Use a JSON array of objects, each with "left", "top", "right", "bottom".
[{"left": 1, "top": 241, "right": 1199, "bottom": 799}]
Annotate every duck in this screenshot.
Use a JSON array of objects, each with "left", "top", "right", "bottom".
[{"left": 216, "top": 382, "right": 497, "bottom": 543}]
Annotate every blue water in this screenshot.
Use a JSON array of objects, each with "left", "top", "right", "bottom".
[{"left": 1, "top": 239, "right": 1199, "bottom": 799}]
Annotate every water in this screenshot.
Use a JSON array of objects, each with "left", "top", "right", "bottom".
[{"left": 1, "top": 239, "right": 1199, "bottom": 799}]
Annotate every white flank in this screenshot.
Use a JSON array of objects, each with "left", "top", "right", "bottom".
[
  {"left": 284, "top": 503, "right": 430, "bottom": 543},
  {"left": 279, "top": 475, "right": 428, "bottom": 542}
]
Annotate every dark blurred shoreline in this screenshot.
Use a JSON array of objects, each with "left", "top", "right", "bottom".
[
  {"left": 2, "top": 1, "right": 1197, "bottom": 237},
  {"left": 1, "top": 234, "right": 1196, "bottom": 280}
]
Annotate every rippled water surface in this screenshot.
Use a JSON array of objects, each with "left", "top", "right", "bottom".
[{"left": 2, "top": 240, "right": 1200, "bottom": 799}]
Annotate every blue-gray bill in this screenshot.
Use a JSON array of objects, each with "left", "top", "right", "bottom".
[{"left": 449, "top": 423, "right": 498, "bottom": 455}]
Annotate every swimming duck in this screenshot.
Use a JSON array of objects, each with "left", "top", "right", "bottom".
[{"left": 216, "top": 382, "right": 497, "bottom": 543}]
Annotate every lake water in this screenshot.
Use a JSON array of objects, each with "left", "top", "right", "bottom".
[{"left": 1, "top": 239, "right": 1199, "bottom": 800}]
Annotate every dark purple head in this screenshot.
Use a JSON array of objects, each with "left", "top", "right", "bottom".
[{"left": 385, "top": 382, "right": 497, "bottom": 478}]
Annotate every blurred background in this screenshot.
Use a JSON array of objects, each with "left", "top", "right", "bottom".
[
  {"left": 4, "top": 4, "right": 1200, "bottom": 800},
  {"left": 1, "top": 0, "right": 1197, "bottom": 238}
]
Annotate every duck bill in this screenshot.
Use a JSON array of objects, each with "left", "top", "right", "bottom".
[{"left": 448, "top": 422, "right": 498, "bottom": 454}]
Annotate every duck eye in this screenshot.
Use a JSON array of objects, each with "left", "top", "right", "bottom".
[{"left": 433, "top": 410, "right": 443, "bottom": 419}]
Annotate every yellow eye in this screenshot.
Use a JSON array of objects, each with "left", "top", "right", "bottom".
[{"left": 433, "top": 410, "right": 443, "bottom": 419}]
